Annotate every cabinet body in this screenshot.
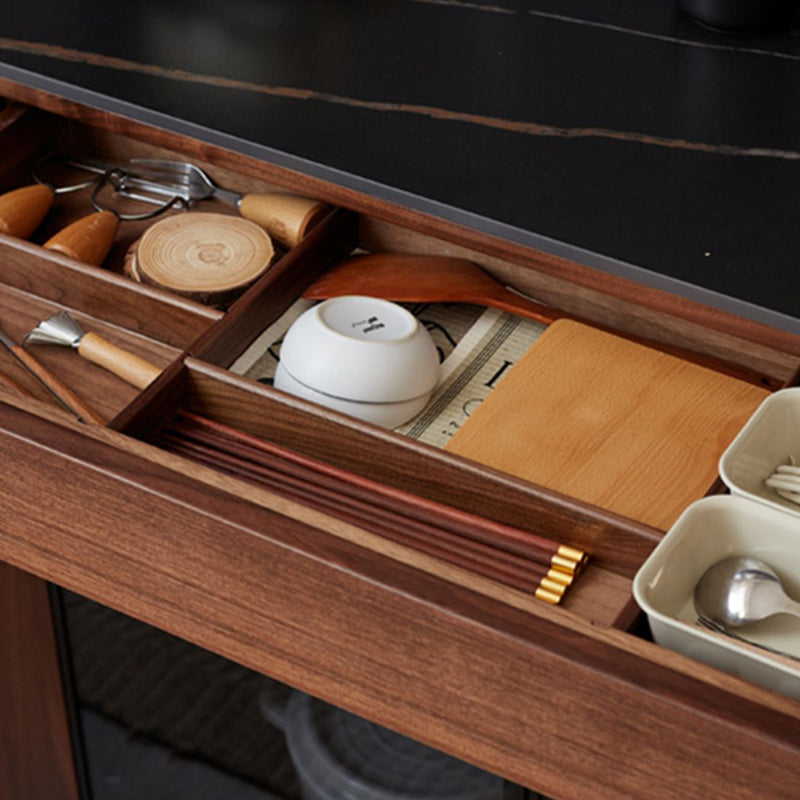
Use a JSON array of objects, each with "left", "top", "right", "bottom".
[{"left": 0, "top": 83, "right": 797, "bottom": 800}]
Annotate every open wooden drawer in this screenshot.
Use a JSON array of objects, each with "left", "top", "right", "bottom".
[{"left": 0, "top": 87, "right": 799, "bottom": 800}]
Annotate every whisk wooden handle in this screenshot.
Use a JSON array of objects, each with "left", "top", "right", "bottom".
[
  {"left": 238, "top": 192, "right": 329, "bottom": 248},
  {"left": 0, "top": 184, "right": 54, "bottom": 239},
  {"left": 44, "top": 210, "right": 119, "bottom": 266},
  {"left": 77, "top": 332, "right": 161, "bottom": 390}
]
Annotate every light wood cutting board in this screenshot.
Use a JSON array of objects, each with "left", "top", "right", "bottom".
[{"left": 445, "top": 319, "right": 770, "bottom": 530}]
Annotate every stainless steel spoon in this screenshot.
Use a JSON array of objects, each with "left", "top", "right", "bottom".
[{"left": 694, "top": 556, "right": 800, "bottom": 629}]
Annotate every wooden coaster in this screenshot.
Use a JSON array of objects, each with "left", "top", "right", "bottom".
[{"left": 126, "top": 212, "right": 275, "bottom": 306}]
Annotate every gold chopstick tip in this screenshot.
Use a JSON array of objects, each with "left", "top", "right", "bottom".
[
  {"left": 546, "top": 568, "right": 574, "bottom": 587},
  {"left": 557, "top": 544, "right": 585, "bottom": 563},
  {"left": 551, "top": 553, "right": 579, "bottom": 574},
  {"left": 538, "top": 577, "right": 568, "bottom": 597},
  {"left": 534, "top": 586, "right": 563, "bottom": 605}
]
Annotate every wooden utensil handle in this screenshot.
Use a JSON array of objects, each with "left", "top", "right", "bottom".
[
  {"left": 238, "top": 192, "right": 329, "bottom": 249},
  {"left": 0, "top": 184, "right": 54, "bottom": 239},
  {"left": 10, "top": 344, "right": 104, "bottom": 424},
  {"left": 77, "top": 332, "right": 161, "bottom": 390},
  {"left": 44, "top": 210, "right": 119, "bottom": 266},
  {"left": 486, "top": 290, "right": 559, "bottom": 326}
]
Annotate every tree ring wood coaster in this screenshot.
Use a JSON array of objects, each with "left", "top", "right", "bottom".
[{"left": 126, "top": 212, "right": 275, "bottom": 306}]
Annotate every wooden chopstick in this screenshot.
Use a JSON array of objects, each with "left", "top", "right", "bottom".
[
  {"left": 160, "top": 413, "right": 587, "bottom": 603},
  {"left": 175, "top": 411, "right": 586, "bottom": 573},
  {"left": 162, "top": 430, "right": 568, "bottom": 590},
  {"left": 0, "top": 369, "right": 35, "bottom": 400},
  {"left": 163, "top": 433, "right": 562, "bottom": 595}
]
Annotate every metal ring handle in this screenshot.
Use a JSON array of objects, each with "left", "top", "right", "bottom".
[
  {"left": 90, "top": 170, "right": 188, "bottom": 220},
  {"left": 31, "top": 152, "right": 98, "bottom": 195}
]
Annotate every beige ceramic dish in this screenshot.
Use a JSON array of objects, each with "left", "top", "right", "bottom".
[
  {"left": 719, "top": 387, "right": 800, "bottom": 517},
  {"left": 632, "top": 494, "right": 800, "bottom": 699}
]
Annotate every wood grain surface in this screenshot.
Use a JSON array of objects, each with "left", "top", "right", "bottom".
[
  {"left": 0, "top": 562, "right": 80, "bottom": 800},
  {"left": 446, "top": 320, "right": 770, "bottom": 530},
  {"left": 2, "top": 81, "right": 799, "bottom": 373},
  {"left": 24, "top": 387, "right": 632, "bottom": 627},
  {"left": 180, "top": 359, "right": 663, "bottom": 577},
  {"left": 130, "top": 212, "right": 275, "bottom": 305},
  {"left": 0, "top": 83, "right": 797, "bottom": 800},
  {"left": 0, "top": 233, "right": 221, "bottom": 350},
  {"left": 0, "top": 399, "right": 798, "bottom": 800}
]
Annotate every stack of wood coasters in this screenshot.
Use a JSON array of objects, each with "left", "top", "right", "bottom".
[{"left": 125, "top": 212, "right": 275, "bottom": 306}]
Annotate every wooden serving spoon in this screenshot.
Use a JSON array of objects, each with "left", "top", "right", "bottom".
[
  {"left": 303, "top": 253, "right": 780, "bottom": 390},
  {"left": 302, "top": 253, "right": 558, "bottom": 325}
]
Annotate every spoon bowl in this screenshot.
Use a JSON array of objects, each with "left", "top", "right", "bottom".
[{"left": 693, "top": 555, "right": 800, "bottom": 629}]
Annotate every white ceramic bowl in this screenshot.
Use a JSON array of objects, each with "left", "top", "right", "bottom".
[
  {"left": 274, "top": 362, "right": 432, "bottom": 429},
  {"left": 632, "top": 494, "right": 800, "bottom": 699},
  {"left": 278, "top": 296, "right": 440, "bottom": 403},
  {"left": 719, "top": 387, "right": 800, "bottom": 517}
]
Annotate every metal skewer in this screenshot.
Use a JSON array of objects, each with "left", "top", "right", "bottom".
[
  {"left": 0, "top": 324, "right": 104, "bottom": 424},
  {"left": 0, "top": 366, "right": 35, "bottom": 400}
]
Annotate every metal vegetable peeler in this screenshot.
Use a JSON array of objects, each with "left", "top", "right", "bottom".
[{"left": 129, "top": 158, "right": 331, "bottom": 248}]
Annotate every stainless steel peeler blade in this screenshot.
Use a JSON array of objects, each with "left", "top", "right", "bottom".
[{"left": 23, "top": 310, "right": 85, "bottom": 348}]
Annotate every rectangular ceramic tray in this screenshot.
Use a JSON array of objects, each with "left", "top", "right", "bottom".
[
  {"left": 720, "top": 387, "right": 800, "bottom": 516},
  {"left": 633, "top": 493, "right": 800, "bottom": 699}
]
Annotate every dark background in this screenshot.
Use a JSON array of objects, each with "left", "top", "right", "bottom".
[{"left": 1, "top": 0, "right": 799, "bottom": 325}]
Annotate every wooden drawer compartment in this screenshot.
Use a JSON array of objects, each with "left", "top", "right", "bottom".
[
  {"left": 134, "top": 358, "right": 649, "bottom": 629},
  {"left": 0, "top": 87, "right": 798, "bottom": 800},
  {"left": 0, "top": 102, "right": 355, "bottom": 421},
  {"left": 2, "top": 391, "right": 800, "bottom": 800}
]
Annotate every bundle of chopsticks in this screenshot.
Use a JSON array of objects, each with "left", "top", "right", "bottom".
[{"left": 159, "top": 412, "right": 587, "bottom": 604}]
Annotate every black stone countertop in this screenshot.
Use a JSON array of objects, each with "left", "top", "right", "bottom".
[{"left": 0, "top": 0, "right": 799, "bottom": 330}]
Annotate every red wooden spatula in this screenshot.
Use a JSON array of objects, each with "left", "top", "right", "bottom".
[{"left": 303, "top": 253, "right": 557, "bottom": 325}]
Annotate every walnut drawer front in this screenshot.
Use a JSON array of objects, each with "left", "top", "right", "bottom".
[{"left": 0, "top": 84, "right": 798, "bottom": 800}]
